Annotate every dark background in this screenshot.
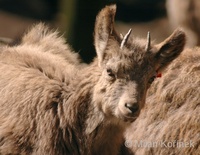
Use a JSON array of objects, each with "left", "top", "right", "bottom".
[{"left": 0, "top": 0, "right": 166, "bottom": 63}]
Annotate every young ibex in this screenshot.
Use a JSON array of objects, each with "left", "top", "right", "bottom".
[
  {"left": 124, "top": 47, "right": 200, "bottom": 154},
  {"left": 0, "top": 5, "right": 185, "bottom": 155}
]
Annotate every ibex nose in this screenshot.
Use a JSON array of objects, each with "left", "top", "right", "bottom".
[{"left": 125, "top": 103, "right": 139, "bottom": 113}]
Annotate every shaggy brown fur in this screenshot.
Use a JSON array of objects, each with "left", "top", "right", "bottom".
[
  {"left": 0, "top": 5, "right": 185, "bottom": 155},
  {"left": 124, "top": 48, "right": 200, "bottom": 154}
]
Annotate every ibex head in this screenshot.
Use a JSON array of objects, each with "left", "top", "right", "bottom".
[{"left": 93, "top": 5, "right": 186, "bottom": 122}]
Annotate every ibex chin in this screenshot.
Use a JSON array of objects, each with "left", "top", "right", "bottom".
[{"left": 0, "top": 5, "right": 185, "bottom": 155}]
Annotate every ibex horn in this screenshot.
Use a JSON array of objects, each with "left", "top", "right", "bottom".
[
  {"left": 120, "top": 29, "right": 132, "bottom": 49},
  {"left": 145, "top": 31, "right": 151, "bottom": 51},
  {"left": 120, "top": 33, "right": 124, "bottom": 39}
]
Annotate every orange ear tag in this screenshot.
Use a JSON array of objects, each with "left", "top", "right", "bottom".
[{"left": 156, "top": 73, "right": 162, "bottom": 78}]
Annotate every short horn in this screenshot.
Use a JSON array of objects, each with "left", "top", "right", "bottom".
[
  {"left": 120, "top": 33, "right": 124, "bottom": 39},
  {"left": 120, "top": 29, "right": 132, "bottom": 49},
  {"left": 145, "top": 31, "right": 151, "bottom": 51}
]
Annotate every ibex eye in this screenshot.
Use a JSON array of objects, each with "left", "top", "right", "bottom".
[
  {"left": 106, "top": 68, "right": 115, "bottom": 78},
  {"left": 148, "top": 76, "right": 156, "bottom": 84}
]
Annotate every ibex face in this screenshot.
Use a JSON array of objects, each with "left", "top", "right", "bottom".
[{"left": 93, "top": 5, "right": 186, "bottom": 122}]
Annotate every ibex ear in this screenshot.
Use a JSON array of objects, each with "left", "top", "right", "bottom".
[
  {"left": 94, "top": 5, "right": 118, "bottom": 67},
  {"left": 154, "top": 29, "right": 186, "bottom": 72}
]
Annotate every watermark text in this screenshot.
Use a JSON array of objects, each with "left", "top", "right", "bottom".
[{"left": 125, "top": 140, "right": 195, "bottom": 148}]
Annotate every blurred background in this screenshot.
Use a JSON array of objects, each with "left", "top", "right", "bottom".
[{"left": 0, "top": 0, "right": 199, "bottom": 63}]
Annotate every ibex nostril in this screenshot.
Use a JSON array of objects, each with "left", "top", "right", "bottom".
[{"left": 125, "top": 103, "right": 139, "bottom": 113}]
